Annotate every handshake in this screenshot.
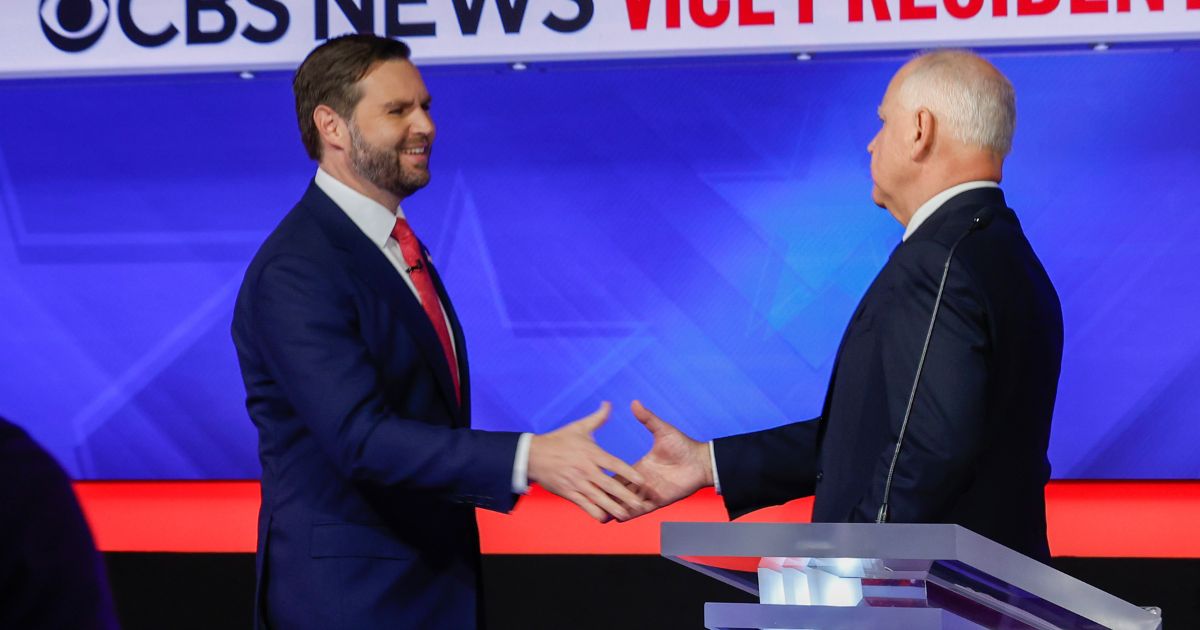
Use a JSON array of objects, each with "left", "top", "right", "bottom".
[{"left": 526, "top": 401, "right": 715, "bottom": 523}]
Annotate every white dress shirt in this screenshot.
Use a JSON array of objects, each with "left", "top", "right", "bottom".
[
  {"left": 709, "top": 180, "right": 1000, "bottom": 494},
  {"left": 314, "top": 168, "right": 533, "bottom": 494}
]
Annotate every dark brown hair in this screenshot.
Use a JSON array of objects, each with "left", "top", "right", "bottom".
[{"left": 292, "top": 35, "right": 412, "bottom": 160}]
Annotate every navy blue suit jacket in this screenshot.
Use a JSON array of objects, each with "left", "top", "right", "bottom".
[
  {"left": 714, "top": 187, "right": 1063, "bottom": 561},
  {"left": 232, "top": 182, "right": 521, "bottom": 629}
]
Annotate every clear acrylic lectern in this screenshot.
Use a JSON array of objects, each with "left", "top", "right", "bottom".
[{"left": 661, "top": 522, "right": 1161, "bottom": 629}]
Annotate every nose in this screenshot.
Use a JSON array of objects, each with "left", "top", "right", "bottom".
[
  {"left": 413, "top": 109, "right": 435, "bottom": 140},
  {"left": 867, "top": 132, "right": 877, "bottom": 155}
]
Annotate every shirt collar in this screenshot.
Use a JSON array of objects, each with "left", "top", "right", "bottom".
[
  {"left": 313, "top": 167, "right": 406, "bottom": 249},
  {"left": 902, "top": 180, "right": 999, "bottom": 241}
]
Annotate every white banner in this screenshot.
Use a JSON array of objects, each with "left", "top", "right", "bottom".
[{"left": 4, "top": 0, "right": 1200, "bottom": 78}]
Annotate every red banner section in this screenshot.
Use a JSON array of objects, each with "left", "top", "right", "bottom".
[{"left": 73, "top": 480, "right": 1200, "bottom": 557}]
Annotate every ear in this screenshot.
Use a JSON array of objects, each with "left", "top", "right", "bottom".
[
  {"left": 313, "top": 104, "right": 349, "bottom": 155},
  {"left": 910, "top": 108, "right": 935, "bottom": 161}
]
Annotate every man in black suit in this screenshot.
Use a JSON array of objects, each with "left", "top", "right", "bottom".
[
  {"left": 232, "top": 35, "right": 645, "bottom": 629},
  {"left": 0, "top": 418, "right": 119, "bottom": 629},
  {"left": 625, "top": 50, "right": 1064, "bottom": 561}
]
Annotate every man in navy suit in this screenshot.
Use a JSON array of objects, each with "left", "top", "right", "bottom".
[
  {"left": 624, "top": 50, "right": 1063, "bottom": 561},
  {"left": 232, "top": 35, "right": 645, "bottom": 629}
]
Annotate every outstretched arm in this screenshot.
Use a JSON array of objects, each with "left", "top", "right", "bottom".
[{"left": 245, "top": 254, "right": 643, "bottom": 522}]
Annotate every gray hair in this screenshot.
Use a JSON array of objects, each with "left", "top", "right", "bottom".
[{"left": 897, "top": 50, "right": 1016, "bottom": 156}]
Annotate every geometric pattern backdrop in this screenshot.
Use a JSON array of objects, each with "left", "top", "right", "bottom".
[{"left": 1, "top": 48, "right": 1198, "bottom": 479}]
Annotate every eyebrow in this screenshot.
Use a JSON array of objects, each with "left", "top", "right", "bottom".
[
  {"left": 382, "top": 96, "right": 432, "bottom": 110},
  {"left": 382, "top": 99, "right": 414, "bottom": 111}
]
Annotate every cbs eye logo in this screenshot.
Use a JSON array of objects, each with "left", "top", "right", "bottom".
[{"left": 40, "top": 0, "right": 110, "bottom": 53}]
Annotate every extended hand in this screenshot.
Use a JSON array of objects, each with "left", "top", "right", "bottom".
[
  {"left": 624, "top": 400, "right": 714, "bottom": 516},
  {"left": 528, "top": 402, "right": 648, "bottom": 523}
]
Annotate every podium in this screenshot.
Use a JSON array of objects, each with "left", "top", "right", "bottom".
[{"left": 661, "top": 522, "right": 1161, "bottom": 629}]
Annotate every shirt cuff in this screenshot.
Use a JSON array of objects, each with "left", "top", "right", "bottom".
[
  {"left": 511, "top": 432, "right": 533, "bottom": 494},
  {"left": 709, "top": 440, "right": 721, "bottom": 495}
]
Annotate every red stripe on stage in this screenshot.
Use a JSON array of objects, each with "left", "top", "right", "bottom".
[
  {"left": 74, "top": 481, "right": 261, "bottom": 553},
  {"left": 73, "top": 481, "right": 1200, "bottom": 557},
  {"left": 1045, "top": 480, "right": 1200, "bottom": 558}
]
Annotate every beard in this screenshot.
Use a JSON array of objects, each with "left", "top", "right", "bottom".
[{"left": 348, "top": 123, "right": 430, "bottom": 199}]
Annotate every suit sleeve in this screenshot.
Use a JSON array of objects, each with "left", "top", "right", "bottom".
[
  {"left": 249, "top": 254, "right": 521, "bottom": 512},
  {"left": 712, "top": 419, "right": 820, "bottom": 519},
  {"left": 850, "top": 240, "right": 990, "bottom": 523}
]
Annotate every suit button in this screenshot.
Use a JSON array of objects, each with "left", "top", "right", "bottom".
[{"left": 815, "top": 472, "right": 824, "bottom": 482}]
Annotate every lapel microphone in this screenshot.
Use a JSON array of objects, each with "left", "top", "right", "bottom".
[
  {"left": 405, "top": 245, "right": 433, "bottom": 275},
  {"left": 876, "top": 206, "right": 997, "bottom": 524}
]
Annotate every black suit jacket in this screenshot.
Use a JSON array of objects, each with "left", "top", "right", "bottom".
[
  {"left": 232, "top": 182, "right": 521, "bottom": 629},
  {"left": 0, "top": 418, "right": 118, "bottom": 630},
  {"left": 714, "top": 187, "right": 1063, "bottom": 561}
]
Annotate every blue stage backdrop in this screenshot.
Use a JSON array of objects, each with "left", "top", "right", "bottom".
[{"left": 1, "top": 49, "right": 1197, "bottom": 480}]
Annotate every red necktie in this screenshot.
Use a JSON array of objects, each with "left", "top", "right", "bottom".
[{"left": 391, "top": 218, "right": 460, "bottom": 404}]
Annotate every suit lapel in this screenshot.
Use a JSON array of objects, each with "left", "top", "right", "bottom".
[
  {"left": 299, "top": 182, "right": 462, "bottom": 414},
  {"left": 424, "top": 249, "right": 470, "bottom": 426}
]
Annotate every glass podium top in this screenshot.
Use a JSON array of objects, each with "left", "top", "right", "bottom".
[{"left": 662, "top": 522, "right": 1162, "bottom": 630}]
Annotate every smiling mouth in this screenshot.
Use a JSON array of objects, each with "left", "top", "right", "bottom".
[{"left": 401, "top": 146, "right": 430, "bottom": 156}]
